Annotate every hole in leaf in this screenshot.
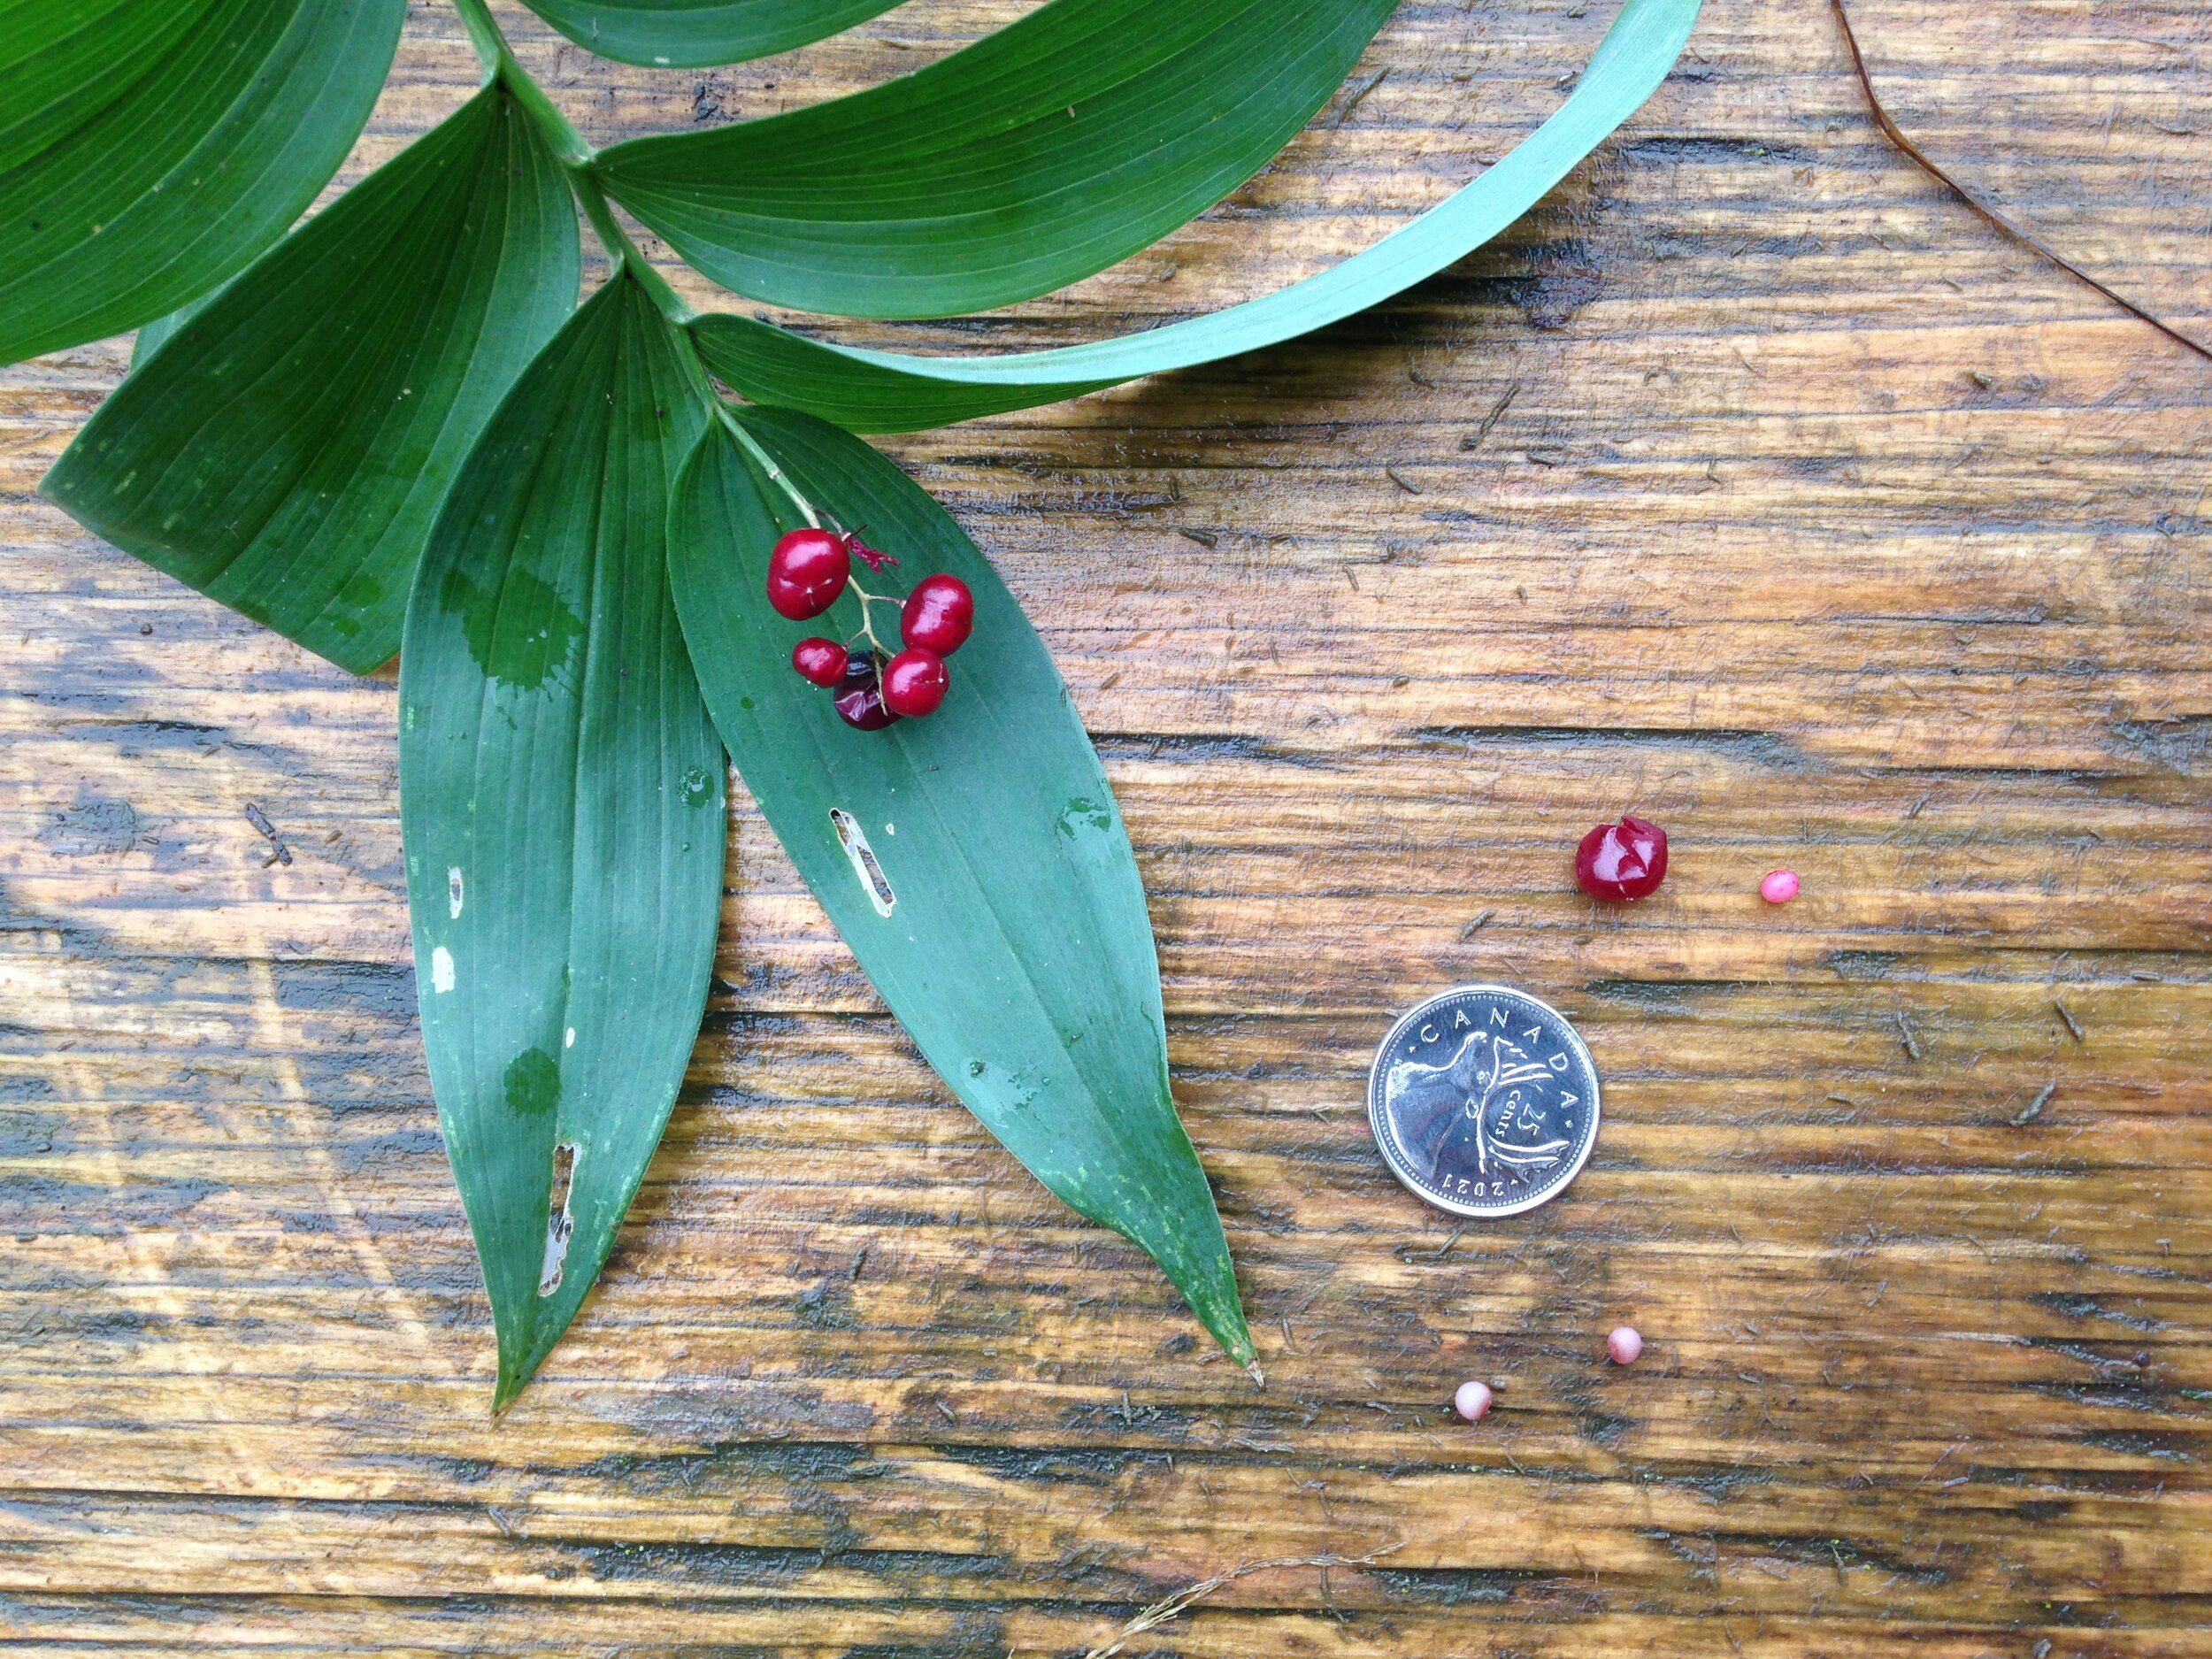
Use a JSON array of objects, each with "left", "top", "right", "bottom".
[
  {"left": 538, "top": 1141, "right": 578, "bottom": 1298},
  {"left": 829, "top": 809, "right": 895, "bottom": 918}
]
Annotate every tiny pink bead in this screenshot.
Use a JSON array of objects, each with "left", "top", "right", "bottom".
[
  {"left": 1606, "top": 1325, "right": 1643, "bottom": 1365},
  {"left": 1453, "top": 1379, "right": 1494, "bottom": 1422},
  {"left": 1760, "top": 869, "right": 1800, "bottom": 904}
]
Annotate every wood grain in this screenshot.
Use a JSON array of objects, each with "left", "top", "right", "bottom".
[{"left": 2, "top": 0, "right": 2208, "bottom": 1653}]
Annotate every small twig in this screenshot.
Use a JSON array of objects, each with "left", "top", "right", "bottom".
[
  {"left": 2011, "top": 1081, "right": 2056, "bottom": 1126},
  {"left": 1081, "top": 1544, "right": 1403, "bottom": 1658},
  {"left": 1420, "top": 1224, "right": 1466, "bottom": 1262},
  {"left": 1460, "top": 910, "right": 1495, "bottom": 940},
  {"left": 2054, "top": 1000, "right": 2085, "bottom": 1043},
  {"left": 1327, "top": 68, "right": 1389, "bottom": 131},
  {"left": 1894, "top": 1011, "right": 1922, "bottom": 1062},
  {"left": 1832, "top": 0, "right": 2211, "bottom": 365},
  {"left": 1461, "top": 384, "right": 1519, "bottom": 451},
  {"left": 244, "top": 803, "right": 292, "bottom": 868}
]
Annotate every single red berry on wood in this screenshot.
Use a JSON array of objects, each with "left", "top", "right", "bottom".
[
  {"left": 832, "top": 649, "right": 899, "bottom": 730},
  {"left": 1575, "top": 814, "right": 1669, "bottom": 902},
  {"left": 791, "top": 637, "right": 849, "bottom": 688},
  {"left": 901, "top": 573, "right": 974, "bottom": 657},
  {"left": 882, "top": 647, "right": 949, "bottom": 717},
  {"left": 766, "top": 527, "right": 849, "bottom": 619}
]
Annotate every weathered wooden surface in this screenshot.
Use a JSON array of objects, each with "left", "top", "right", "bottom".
[{"left": 3, "top": 0, "right": 2208, "bottom": 1653}]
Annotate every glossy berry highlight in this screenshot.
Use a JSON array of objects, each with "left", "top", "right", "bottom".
[
  {"left": 901, "top": 574, "right": 974, "bottom": 657},
  {"left": 882, "top": 648, "right": 949, "bottom": 717},
  {"left": 791, "top": 637, "right": 849, "bottom": 688},
  {"left": 831, "top": 649, "right": 900, "bottom": 730},
  {"left": 766, "top": 527, "right": 850, "bottom": 619},
  {"left": 1575, "top": 815, "right": 1668, "bottom": 902}
]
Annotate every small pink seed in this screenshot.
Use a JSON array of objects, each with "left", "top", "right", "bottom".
[
  {"left": 1760, "top": 868, "right": 1800, "bottom": 904},
  {"left": 1453, "top": 1379, "right": 1494, "bottom": 1422},
  {"left": 1606, "top": 1325, "right": 1643, "bottom": 1365}
]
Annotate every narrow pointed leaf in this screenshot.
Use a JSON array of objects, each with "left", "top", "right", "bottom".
[
  {"left": 129, "top": 293, "right": 223, "bottom": 373},
  {"left": 0, "top": 0, "right": 405, "bottom": 365},
  {"left": 42, "top": 86, "right": 580, "bottom": 675},
  {"left": 401, "top": 275, "right": 723, "bottom": 1405},
  {"left": 667, "top": 407, "right": 1254, "bottom": 1364},
  {"left": 596, "top": 0, "right": 1397, "bottom": 319},
  {"left": 688, "top": 0, "right": 1700, "bottom": 429},
  {"left": 518, "top": 0, "right": 902, "bottom": 69}
]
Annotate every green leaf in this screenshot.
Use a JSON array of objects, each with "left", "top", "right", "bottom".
[
  {"left": 687, "top": 0, "right": 1700, "bottom": 429},
  {"left": 596, "top": 0, "right": 1398, "bottom": 319},
  {"left": 667, "top": 405, "right": 1255, "bottom": 1366},
  {"left": 0, "top": 0, "right": 406, "bottom": 366},
  {"left": 129, "top": 294, "right": 220, "bottom": 373},
  {"left": 516, "top": 0, "right": 902, "bottom": 69},
  {"left": 400, "top": 273, "right": 723, "bottom": 1406},
  {"left": 42, "top": 85, "right": 580, "bottom": 675}
]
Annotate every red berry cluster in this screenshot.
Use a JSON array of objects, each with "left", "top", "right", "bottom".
[{"left": 766, "top": 528, "right": 975, "bottom": 730}]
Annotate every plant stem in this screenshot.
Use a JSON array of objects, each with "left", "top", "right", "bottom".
[
  {"left": 453, "top": 0, "right": 506, "bottom": 75},
  {"left": 708, "top": 394, "right": 823, "bottom": 530},
  {"left": 453, "top": 0, "right": 586, "bottom": 163},
  {"left": 841, "top": 579, "right": 897, "bottom": 656},
  {"left": 449, "top": 0, "right": 822, "bottom": 526}
]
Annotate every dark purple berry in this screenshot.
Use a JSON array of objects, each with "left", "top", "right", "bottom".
[{"left": 832, "top": 649, "right": 900, "bottom": 731}]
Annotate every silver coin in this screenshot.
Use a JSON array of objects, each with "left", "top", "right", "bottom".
[{"left": 1367, "top": 983, "right": 1602, "bottom": 1218}]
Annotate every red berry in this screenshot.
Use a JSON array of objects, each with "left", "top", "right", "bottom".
[
  {"left": 1575, "top": 815, "right": 1669, "bottom": 902},
  {"left": 766, "top": 528, "right": 849, "bottom": 619},
  {"left": 881, "top": 648, "right": 949, "bottom": 717},
  {"left": 900, "top": 573, "right": 974, "bottom": 657},
  {"left": 766, "top": 574, "right": 811, "bottom": 618},
  {"left": 791, "top": 637, "right": 849, "bottom": 688},
  {"left": 832, "top": 649, "right": 899, "bottom": 730}
]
